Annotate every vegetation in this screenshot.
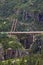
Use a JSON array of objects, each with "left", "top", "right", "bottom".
[
  {"left": 0, "top": 0, "right": 43, "bottom": 31},
  {"left": 0, "top": 54, "right": 43, "bottom": 65},
  {"left": 0, "top": 33, "right": 43, "bottom": 52},
  {"left": 0, "top": 33, "right": 43, "bottom": 64},
  {"left": 0, "top": 33, "right": 24, "bottom": 50}
]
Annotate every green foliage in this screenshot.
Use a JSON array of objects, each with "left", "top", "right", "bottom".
[
  {"left": 0, "top": 54, "right": 43, "bottom": 65},
  {"left": 20, "top": 57, "right": 26, "bottom": 65},
  {"left": 0, "top": 19, "right": 12, "bottom": 31},
  {"left": 0, "top": 34, "right": 24, "bottom": 50},
  {"left": 0, "top": 0, "right": 43, "bottom": 31}
]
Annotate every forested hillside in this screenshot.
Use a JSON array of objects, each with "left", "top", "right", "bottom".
[{"left": 0, "top": 0, "right": 43, "bottom": 31}]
